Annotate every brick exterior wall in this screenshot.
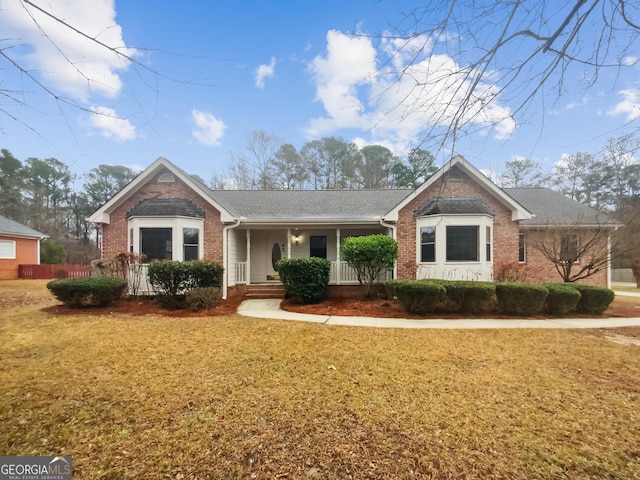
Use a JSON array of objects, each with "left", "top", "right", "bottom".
[
  {"left": 394, "top": 168, "right": 609, "bottom": 287},
  {"left": 0, "top": 236, "right": 39, "bottom": 280},
  {"left": 396, "top": 170, "right": 520, "bottom": 280},
  {"left": 100, "top": 167, "right": 224, "bottom": 264},
  {"left": 520, "top": 229, "right": 609, "bottom": 287}
]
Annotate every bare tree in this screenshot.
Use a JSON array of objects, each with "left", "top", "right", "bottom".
[
  {"left": 227, "top": 130, "right": 284, "bottom": 190},
  {"left": 377, "top": 1, "right": 640, "bottom": 152},
  {"left": 528, "top": 220, "right": 619, "bottom": 282}
]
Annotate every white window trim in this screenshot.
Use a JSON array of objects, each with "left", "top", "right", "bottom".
[
  {"left": 415, "top": 214, "right": 494, "bottom": 281},
  {"left": 128, "top": 217, "right": 204, "bottom": 261},
  {"left": 0, "top": 239, "right": 16, "bottom": 259}
]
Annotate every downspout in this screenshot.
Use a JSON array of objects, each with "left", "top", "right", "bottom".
[
  {"left": 379, "top": 217, "right": 398, "bottom": 280},
  {"left": 222, "top": 218, "right": 241, "bottom": 300}
]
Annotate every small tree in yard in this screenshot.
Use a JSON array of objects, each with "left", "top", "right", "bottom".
[
  {"left": 342, "top": 234, "right": 398, "bottom": 298},
  {"left": 529, "top": 222, "right": 617, "bottom": 283}
]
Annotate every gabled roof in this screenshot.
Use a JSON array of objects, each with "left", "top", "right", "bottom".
[
  {"left": 88, "top": 157, "right": 235, "bottom": 224},
  {"left": 210, "top": 189, "right": 412, "bottom": 223},
  {"left": 0, "top": 215, "right": 47, "bottom": 239},
  {"left": 504, "top": 188, "right": 621, "bottom": 227},
  {"left": 384, "top": 155, "right": 532, "bottom": 222}
]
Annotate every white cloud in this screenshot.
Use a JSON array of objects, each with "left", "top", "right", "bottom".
[
  {"left": 0, "top": 0, "right": 137, "bottom": 102},
  {"left": 608, "top": 89, "right": 640, "bottom": 121},
  {"left": 192, "top": 109, "right": 227, "bottom": 146},
  {"left": 88, "top": 106, "right": 136, "bottom": 141},
  {"left": 254, "top": 57, "right": 276, "bottom": 89},
  {"left": 566, "top": 96, "right": 590, "bottom": 110},
  {"left": 305, "top": 30, "right": 516, "bottom": 147}
]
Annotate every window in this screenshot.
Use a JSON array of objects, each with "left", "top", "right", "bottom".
[
  {"left": 183, "top": 228, "right": 199, "bottom": 261},
  {"left": 141, "top": 228, "right": 172, "bottom": 261},
  {"left": 519, "top": 234, "right": 526, "bottom": 263},
  {"left": 310, "top": 236, "right": 327, "bottom": 258},
  {"left": 446, "top": 226, "right": 478, "bottom": 261},
  {"left": 0, "top": 240, "right": 16, "bottom": 259},
  {"left": 485, "top": 226, "right": 491, "bottom": 261},
  {"left": 420, "top": 226, "right": 436, "bottom": 262},
  {"left": 560, "top": 233, "right": 579, "bottom": 262},
  {"left": 129, "top": 228, "right": 134, "bottom": 253}
]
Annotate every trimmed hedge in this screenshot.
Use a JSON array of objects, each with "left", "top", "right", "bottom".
[
  {"left": 47, "top": 276, "right": 127, "bottom": 308},
  {"left": 276, "top": 257, "right": 331, "bottom": 304},
  {"left": 574, "top": 284, "right": 615, "bottom": 315},
  {"left": 439, "top": 280, "right": 495, "bottom": 314},
  {"left": 496, "top": 282, "right": 549, "bottom": 316},
  {"left": 393, "top": 280, "right": 447, "bottom": 314},
  {"left": 543, "top": 283, "right": 581, "bottom": 315}
]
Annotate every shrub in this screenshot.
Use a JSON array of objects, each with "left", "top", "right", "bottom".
[
  {"left": 276, "top": 257, "right": 331, "bottom": 304},
  {"left": 384, "top": 279, "right": 404, "bottom": 300},
  {"left": 574, "top": 284, "right": 615, "bottom": 315},
  {"left": 147, "top": 260, "right": 191, "bottom": 309},
  {"left": 442, "top": 280, "right": 496, "bottom": 314},
  {"left": 341, "top": 235, "right": 398, "bottom": 298},
  {"left": 542, "top": 283, "right": 581, "bottom": 315},
  {"left": 185, "top": 287, "right": 221, "bottom": 312},
  {"left": 394, "top": 280, "right": 447, "bottom": 315},
  {"left": 147, "top": 260, "right": 225, "bottom": 310},
  {"left": 47, "top": 276, "right": 127, "bottom": 308},
  {"left": 495, "top": 282, "right": 548, "bottom": 316},
  {"left": 187, "top": 260, "right": 224, "bottom": 289}
]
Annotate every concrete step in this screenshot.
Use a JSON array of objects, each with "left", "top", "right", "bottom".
[{"left": 245, "top": 284, "right": 285, "bottom": 299}]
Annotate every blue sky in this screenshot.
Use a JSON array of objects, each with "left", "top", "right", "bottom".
[{"left": 1, "top": 0, "right": 638, "bottom": 183}]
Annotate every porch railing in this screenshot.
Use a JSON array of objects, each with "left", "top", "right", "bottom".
[
  {"left": 235, "top": 262, "right": 247, "bottom": 284},
  {"left": 126, "top": 263, "right": 154, "bottom": 295},
  {"left": 330, "top": 261, "right": 392, "bottom": 284}
]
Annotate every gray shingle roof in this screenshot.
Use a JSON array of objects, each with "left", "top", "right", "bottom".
[
  {"left": 504, "top": 188, "right": 620, "bottom": 226},
  {"left": 126, "top": 198, "right": 206, "bottom": 218},
  {"left": 0, "top": 215, "right": 47, "bottom": 238},
  {"left": 208, "top": 189, "right": 413, "bottom": 221},
  {"left": 414, "top": 197, "right": 495, "bottom": 217}
]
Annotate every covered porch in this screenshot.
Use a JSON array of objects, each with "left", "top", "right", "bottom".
[{"left": 228, "top": 224, "right": 393, "bottom": 286}]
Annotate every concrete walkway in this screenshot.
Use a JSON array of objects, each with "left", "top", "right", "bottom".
[{"left": 237, "top": 298, "right": 640, "bottom": 330}]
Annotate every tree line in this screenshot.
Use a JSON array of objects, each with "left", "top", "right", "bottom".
[
  {"left": 210, "top": 131, "right": 438, "bottom": 190},
  {"left": 0, "top": 149, "right": 138, "bottom": 262},
  {"left": 1, "top": 132, "right": 639, "bottom": 268}
]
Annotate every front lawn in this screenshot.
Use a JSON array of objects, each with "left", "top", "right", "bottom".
[{"left": 1, "top": 280, "right": 639, "bottom": 479}]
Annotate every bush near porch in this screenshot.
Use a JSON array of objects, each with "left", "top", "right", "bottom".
[
  {"left": 276, "top": 257, "right": 331, "bottom": 304},
  {"left": 147, "top": 260, "right": 224, "bottom": 310}
]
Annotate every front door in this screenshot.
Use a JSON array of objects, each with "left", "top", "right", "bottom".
[{"left": 266, "top": 236, "right": 286, "bottom": 280}]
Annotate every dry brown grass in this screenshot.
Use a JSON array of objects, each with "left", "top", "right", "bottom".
[{"left": 1, "top": 280, "right": 640, "bottom": 479}]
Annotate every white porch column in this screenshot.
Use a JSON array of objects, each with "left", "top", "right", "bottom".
[
  {"left": 246, "top": 229, "right": 251, "bottom": 286},
  {"left": 336, "top": 228, "right": 341, "bottom": 285},
  {"left": 287, "top": 228, "right": 292, "bottom": 258}
]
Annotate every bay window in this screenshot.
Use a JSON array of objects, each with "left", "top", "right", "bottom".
[{"left": 128, "top": 218, "right": 203, "bottom": 262}]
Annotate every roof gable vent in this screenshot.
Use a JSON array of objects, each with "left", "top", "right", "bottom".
[
  {"left": 158, "top": 173, "right": 175, "bottom": 183},
  {"left": 446, "top": 167, "right": 464, "bottom": 182}
]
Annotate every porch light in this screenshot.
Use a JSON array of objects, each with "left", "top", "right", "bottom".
[{"left": 293, "top": 235, "right": 300, "bottom": 245}]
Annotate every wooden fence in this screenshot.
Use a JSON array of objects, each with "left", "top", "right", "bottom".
[{"left": 19, "top": 264, "right": 92, "bottom": 279}]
